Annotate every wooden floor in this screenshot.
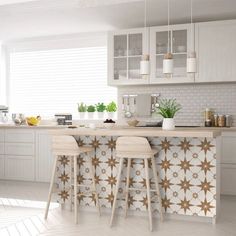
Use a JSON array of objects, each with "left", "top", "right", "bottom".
[{"left": 0, "top": 180, "right": 236, "bottom": 236}]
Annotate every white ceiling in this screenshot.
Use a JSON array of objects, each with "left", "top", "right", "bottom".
[{"left": 0, "top": 0, "right": 235, "bottom": 40}]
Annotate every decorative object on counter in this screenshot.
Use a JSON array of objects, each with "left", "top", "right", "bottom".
[
  {"left": 218, "top": 114, "right": 226, "bottom": 127},
  {"left": 78, "top": 102, "right": 87, "bottom": 119},
  {"left": 225, "top": 115, "right": 233, "bottom": 127},
  {"left": 106, "top": 101, "right": 117, "bottom": 119},
  {"left": 156, "top": 98, "right": 181, "bottom": 130},
  {"left": 163, "top": 0, "right": 173, "bottom": 77},
  {"left": 95, "top": 103, "right": 106, "bottom": 119},
  {"left": 55, "top": 113, "right": 72, "bottom": 125},
  {"left": 103, "top": 119, "right": 115, "bottom": 128},
  {"left": 151, "top": 93, "right": 160, "bottom": 113},
  {"left": 204, "top": 108, "right": 213, "bottom": 127},
  {"left": 122, "top": 95, "right": 134, "bottom": 118},
  {"left": 187, "top": 0, "right": 197, "bottom": 74},
  {"left": 26, "top": 116, "right": 41, "bottom": 126},
  {"left": 127, "top": 119, "right": 139, "bottom": 127},
  {"left": 12, "top": 113, "right": 26, "bottom": 125},
  {"left": 87, "top": 105, "right": 96, "bottom": 119},
  {"left": 0, "top": 106, "right": 9, "bottom": 123},
  {"left": 213, "top": 114, "right": 218, "bottom": 127}
]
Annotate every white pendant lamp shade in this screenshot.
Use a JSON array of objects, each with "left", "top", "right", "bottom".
[
  {"left": 163, "top": 53, "right": 173, "bottom": 75},
  {"left": 187, "top": 52, "right": 197, "bottom": 73},
  {"left": 140, "top": 55, "right": 150, "bottom": 75}
]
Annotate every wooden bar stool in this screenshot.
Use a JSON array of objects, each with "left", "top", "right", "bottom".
[
  {"left": 44, "top": 135, "right": 100, "bottom": 223},
  {"left": 110, "top": 136, "right": 163, "bottom": 231}
]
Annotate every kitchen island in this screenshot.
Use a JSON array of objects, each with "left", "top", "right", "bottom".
[{"left": 50, "top": 127, "right": 221, "bottom": 223}]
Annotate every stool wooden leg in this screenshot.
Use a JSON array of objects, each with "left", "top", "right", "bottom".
[
  {"left": 45, "top": 155, "right": 58, "bottom": 219},
  {"left": 151, "top": 156, "right": 163, "bottom": 222},
  {"left": 144, "top": 158, "right": 152, "bottom": 231},
  {"left": 74, "top": 155, "right": 78, "bottom": 224},
  {"left": 88, "top": 156, "right": 101, "bottom": 216},
  {"left": 124, "top": 158, "right": 131, "bottom": 218},
  {"left": 70, "top": 157, "right": 73, "bottom": 212},
  {"left": 110, "top": 157, "right": 124, "bottom": 227}
]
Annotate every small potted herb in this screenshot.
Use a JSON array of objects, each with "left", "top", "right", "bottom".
[
  {"left": 156, "top": 98, "right": 181, "bottom": 130},
  {"left": 96, "top": 103, "right": 106, "bottom": 119},
  {"left": 106, "top": 101, "right": 117, "bottom": 119},
  {"left": 78, "top": 102, "right": 87, "bottom": 119},
  {"left": 87, "top": 105, "right": 96, "bottom": 119}
]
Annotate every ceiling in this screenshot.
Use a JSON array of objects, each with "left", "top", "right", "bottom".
[{"left": 0, "top": 0, "right": 235, "bottom": 40}]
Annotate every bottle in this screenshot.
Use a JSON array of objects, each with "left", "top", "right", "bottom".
[{"left": 218, "top": 115, "right": 226, "bottom": 127}]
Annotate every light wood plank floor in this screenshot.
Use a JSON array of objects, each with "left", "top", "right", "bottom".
[{"left": 0, "top": 180, "right": 235, "bottom": 236}]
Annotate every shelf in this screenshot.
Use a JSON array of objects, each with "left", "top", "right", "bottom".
[{"left": 156, "top": 52, "right": 187, "bottom": 56}]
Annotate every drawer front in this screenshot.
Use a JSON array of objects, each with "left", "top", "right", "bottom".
[
  {"left": 5, "top": 143, "right": 34, "bottom": 156},
  {"left": 221, "top": 164, "right": 236, "bottom": 195},
  {"left": 0, "top": 143, "right": 4, "bottom": 155},
  {"left": 5, "top": 130, "right": 35, "bottom": 143},
  {"left": 0, "top": 155, "right": 4, "bottom": 179},
  {"left": 5, "top": 155, "right": 34, "bottom": 181},
  {"left": 0, "top": 130, "right": 4, "bottom": 142}
]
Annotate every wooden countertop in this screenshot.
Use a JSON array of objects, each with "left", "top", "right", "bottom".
[{"left": 48, "top": 126, "right": 222, "bottom": 138}]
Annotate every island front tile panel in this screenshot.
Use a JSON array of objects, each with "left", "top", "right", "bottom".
[{"left": 56, "top": 136, "right": 217, "bottom": 218}]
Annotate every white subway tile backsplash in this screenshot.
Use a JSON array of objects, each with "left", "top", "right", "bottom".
[{"left": 118, "top": 83, "right": 236, "bottom": 126}]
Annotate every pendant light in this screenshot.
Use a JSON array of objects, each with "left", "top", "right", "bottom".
[
  {"left": 187, "top": 0, "right": 197, "bottom": 73},
  {"left": 163, "top": 0, "right": 173, "bottom": 77},
  {"left": 140, "top": 0, "right": 150, "bottom": 77}
]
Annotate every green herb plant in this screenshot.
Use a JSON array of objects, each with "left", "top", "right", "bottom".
[
  {"left": 156, "top": 98, "right": 181, "bottom": 118},
  {"left": 106, "top": 101, "right": 117, "bottom": 112},
  {"left": 78, "top": 103, "right": 87, "bottom": 112},
  {"left": 96, "top": 103, "right": 106, "bottom": 112},
  {"left": 87, "top": 105, "right": 96, "bottom": 112}
]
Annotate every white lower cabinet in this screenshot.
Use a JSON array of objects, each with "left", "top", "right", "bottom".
[
  {"left": 221, "top": 132, "right": 236, "bottom": 195},
  {"left": 35, "top": 131, "right": 53, "bottom": 182},
  {"left": 0, "top": 155, "right": 4, "bottom": 178},
  {"left": 5, "top": 155, "right": 34, "bottom": 181}
]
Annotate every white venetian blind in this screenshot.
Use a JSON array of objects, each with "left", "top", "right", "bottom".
[{"left": 9, "top": 46, "right": 117, "bottom": 118}]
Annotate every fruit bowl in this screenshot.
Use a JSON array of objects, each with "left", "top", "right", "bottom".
[{"left": 26, "top": 116, "right": 41, "bottom": 126}]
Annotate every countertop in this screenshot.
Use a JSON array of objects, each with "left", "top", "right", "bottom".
[{"left": 48, "top": 126, "right": 223, "bottom": 138}]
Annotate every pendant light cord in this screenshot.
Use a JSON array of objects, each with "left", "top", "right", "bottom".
[
  {"left": 167, "top": 0, "right": 170, "bottom": 53},
  {"left": 191, "top": 0, "right": 193, "bottom": 50}
]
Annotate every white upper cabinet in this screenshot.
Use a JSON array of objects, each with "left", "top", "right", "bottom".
[
  {"left": 195, "top": 20, "right": 236, "bottom": 83},
  {"left": 108, "top": 28, "right": 149, "bottom": 86},
  {"left": 150, "top": 24, "right": 194, "bottom": 84}
]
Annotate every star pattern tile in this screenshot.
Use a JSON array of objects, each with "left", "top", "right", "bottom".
[{"left": 56, "top": 136, "right": 217, "bottom": 218}]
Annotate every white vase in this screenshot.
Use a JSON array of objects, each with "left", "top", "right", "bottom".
[
  {"left": 87, "top": 112, "right": 94, "bottom": 119},
  {"left": 107, "top": 112, "right": 115, "bottom": 119},
  {"left": 79, "top": 112, "right": 86, "bottom": 119},
  {"left": 162, "top": 118, "right": 175, "bottom": 130},
  {"left": 97, "top": 112, "right": 104, "bottom": 119}
]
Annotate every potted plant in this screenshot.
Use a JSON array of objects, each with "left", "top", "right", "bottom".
[
  {"left": 106, "top": 101, "right": 117, "bottom": 119},
  {"left": 96, "top": 103, "right": 106, "bottom": 119},
  {"left": 87, "top": 105, "right": 96, "bottom": 119},
  {"left": 156, "top": 98, "right": 181, "bottom": 130},
  {"left": 78, "top": 102, "right": 87, "bottom": 119}
]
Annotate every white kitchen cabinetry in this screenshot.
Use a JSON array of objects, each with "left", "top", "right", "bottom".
[
  {"left": 0, "top": 130, "right": 4, "bottom": 178},
  {"left": 35, "top": 130, "right": 53, "bottom": 182},
  {"left": 4, "top": 129, "right": 35, "bottom": 181},
  {"left": 150, "top": 24, "right": 194, "bottom": 84},
  {"left": 221, "top": 132, "right": 236, "bottom": 195},
  {"left": 195, "top": 20, "right": 236, "bottom": 83},
  {"left": 108, "top": 28, "right": 149, "bottom": 86}
]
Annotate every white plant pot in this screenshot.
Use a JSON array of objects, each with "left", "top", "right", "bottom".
[
  {"left": 87, "top": 112, "right": 94, "bottom": 119},
  {"left": 97, "top": 112, "right": 105, "bottom": 119},
  {"left": 79, "top": 112, "right": 86, "bottom": 119},
  {"left": 162, "top": 118, "right": 175, "bottom": 130},
  {"left": 107, "top": 112, "right": 115, "bottom": 119}
]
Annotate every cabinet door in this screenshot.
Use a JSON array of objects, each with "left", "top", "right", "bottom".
[
  {"left": 195, "top": 20, "right": 236, "bottom": 82},
  {"left": 221, "top": 164, "right": 236, "bottom": 195},
  {"left": 35, "top": 131, "right": 53, "bottom": 182},
  {"left": 150, "top": 24, "right": 195, "bottom": 84},
  {"left": 0, "top": 155, "right": 4, "bottom": 179},
  {"left": 108, "top": 28, "right": 149, "bottom": 86}
]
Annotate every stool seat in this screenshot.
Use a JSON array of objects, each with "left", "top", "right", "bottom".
[
  {"left": 116, "top": 148, "right": 158, "bottom": 159},
  {"left": 53, "top": 146, "right": 93, "bottom": 156}
]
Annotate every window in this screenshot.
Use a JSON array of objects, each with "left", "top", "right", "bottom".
[{"left": 8, "top": 43, "right": 117, "bottom": 118}]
